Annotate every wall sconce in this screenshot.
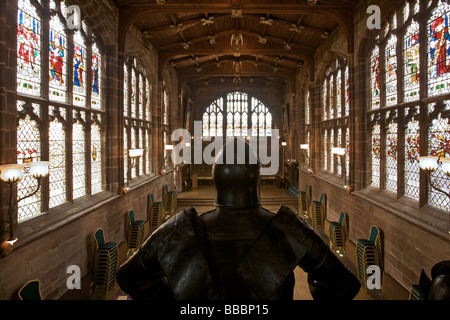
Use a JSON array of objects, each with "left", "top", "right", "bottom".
[
  {"left": 331, "top": 147, "right": 353, "bottom": 193},
  {"left": 165, "top": 144, "right": 174, "bottom": 151},
  {"left": 418, "top": 156, "right": 450, "bottom": 199},
  {"left": 0, "top": 161, "right": 49, "bottom": 257},
  {"left": 281, "top": 142, "right": 287, "bottom": 147},
  {"left": 300, "top": 144, "right": 310, "bottom": 166},
  {"left": 125, "top": 149, "right": 144, "bottom": 188}
]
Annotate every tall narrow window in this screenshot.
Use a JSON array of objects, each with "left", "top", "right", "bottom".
[
  {"left": 17, "top": 0, "right": 41, "bottom": 97},
  {"left": 123, "top": 57, "right": 152, "bottom": 182},
  {"left": 404, "top": 107, "right": 420, "bottom": 200},
  {"left": 16, "top": 0, "right": 105, "bottom": 221},
  {"left": 404, "top": 20, "right": 420, "bottom": 102},
  {"left": 385, "top": 111, "right": 398, "bottom": 193},
  {"left": 385, "top": 17, "right": 398, "bottom": 107},
  {"left": 370, "top": 45, "right": 381, "bottom": 109}
]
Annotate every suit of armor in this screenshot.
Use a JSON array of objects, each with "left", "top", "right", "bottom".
[{"left": 116, "top": 139, "right": 361, "bottom": 300}]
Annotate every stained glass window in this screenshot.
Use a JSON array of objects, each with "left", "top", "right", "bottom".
[
  {"left": 91, "top": 123, "right": 102, "bottom": 195},
  {"left": 73, "top": 120, "right": 86, "bottom": 199},
  {"left": 330, "top": 129, "right": 335, "bottom": 172},
  {"left": 306, "top": 90, "right": 311, "bottom": 125},
  {"left": 427, "top": 102, "right": 450, "bottom": 212},
  {"left": 385, "top": 34, "right": 398, "bottom": 107},
  {"left": 49, "top": 113, "right": 67, "bottom": 209},
  {"left": 49, "top": 13, "right": 67, "bottom": 103},
  {"left": 404, "top": 20, "right": 420, "bottom": 102},
  {"left": 16, "top": 0, "right": 105, "bottom": 221},
  {"left": 17, "top": 0, "right": 41, "bottom": 97},
  {"left": 91, "top": 42, "right": 102, "bottom": 109},
  {"left": 404, "top": 107, "right": 420, "bottom": 200},
  {"left": 124, "top": 63, "right": 129, "bottom": 117},
  {"left": 345, "top": 66, "right": 350, "bottom": 116},
  {"left": 329, "top": 74, "right": 335, "bottom": 119},
  {"left": 123, "top": 57, "right": 152, "bottom": 182},
  {"left": 73, "top": 30, "right": 87, "bottom": 107},
  {"left": 428, "top": 0, "right": 450, "bottom": 97},
  {"left": 336, "top": 69, "right": 342, "bottom": 118},
  {"left": 202, "top": 93, "right": 271, "bottom": 138},
  {"left": 371, "top": 121, "right": 381, "bottom": 188},
  {"left": 163, "top": 89, "right": 168, "bottom": 125},
  {"left": 385, "top": 113, "right": 398, "bottom": 193},
  {"left": 370, "top": 45, "right": 381, "bottom": 109},
  {"left": 17, "top": 102, "right": 41, "bottom": 222}
]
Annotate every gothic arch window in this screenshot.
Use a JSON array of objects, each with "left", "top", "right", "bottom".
[
  {"left": 123, "top": 57, "right": 152, "bottom": 183},
  {"left": 202, "top": 92, "right": 272, "bottom": 138},
  {"left": 321, "top": 59, "right": 350, "bottom": 179},
  {"left": 367, "top": 0, "right": 449, "bottom": 213},
  {"left": 16, "top": 0, "right": 105, "bottom": 222}
]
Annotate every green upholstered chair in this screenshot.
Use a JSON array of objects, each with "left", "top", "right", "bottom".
[
  {"left": 93, "top": 228, "right": 118, "bottom": 293},
  {"left": 18, "top": 279, "right": 43, "bottom": 300},
  {"left": 356, "top": 225, "right": 383, "bottom": 288},
  {"left": 125, "top": 210, "right": 145, "bottom": 250},
  {"left": 298, "top": 184, "right": 311, "bottom": 218},
  {"left": 311, "top": 193, "right": 327, "bottom": 230},
  {"left": 329, "top": 211, "right": 348, "bottom": 255},
  {"left": 148, "top": 193, "right": 164, "bottom": 232}
]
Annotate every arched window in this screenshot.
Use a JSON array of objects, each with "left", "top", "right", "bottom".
[
  {"left": 367, "top": 0, "right": 449, "bottom": 213},
  {"left": 321, "top": 59, "right": 350, "bottom": 179},
  {"left": 123, "top": 57, "right": 152, "bottom": 183},
  {"left": 16, "top": 0, "right": 105, "bottom": 222},
  {"left": 202, "top": 92, "right": 272, "bottom": 138}
]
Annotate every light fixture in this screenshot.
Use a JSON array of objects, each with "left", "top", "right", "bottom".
[
  {"left": 165, "top": 144, "right": 174, "bottom": 151},
  {"left": 281, "top": 142, "right": 287, "bottom": 147},
  {"left": 331, "top": 147, "right": 352, "bottom": 193},
  {"left": 125, "top": 149, "right": 144, "bottom": 188},
  {"left": 300, "top": 144, "right": 309, "bottom": 150},
  {"left": 418, "top": 156, "right": 450, "bottom": 199},
  {"left": 0, "top": 161, "right": 49, "bottom": 257}
]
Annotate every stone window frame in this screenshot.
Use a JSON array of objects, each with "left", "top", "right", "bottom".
[
  {"left": 365, "top": 0, "right": 450, "bottom": 215},
  {"left": 15, "top": 0, "right": 106, "bottom": 222}
]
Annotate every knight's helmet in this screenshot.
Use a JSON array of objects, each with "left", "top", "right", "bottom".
[{"left": 212, "top": 138, "right": 261, "bottom": 208}]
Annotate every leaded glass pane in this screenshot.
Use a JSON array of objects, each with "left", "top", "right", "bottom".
[
  {"left": 324, "top": 130, "right": 328, "bottom": 171},
  {"left": 329, "top": 75, "right": 334, "bottom": 119},
  {"left": 73, "top": 121, "right": 86, "bottom": 199},
  {"left": 385, "top": 35, "right": 398, "bottom": 107},
  {"left": 146, "top": 80, "right": 151, "bottom": 121},
  {"left": 17, "top": 0, "right": 42, "bottom": 97},
  {"left": 371, "top": 123, "right": 381, "bottom": 188},
  {"left": 49, "top": 14, "right": 67, "bottom": 103},
  {"left": 323, "top": 79, "right": 328, "bottom": 120},
  {"left": 131, "top": 69, "right": 136, "bottom": 118},
  {"left": 386, "top": 118, "right": 398, "bottom": 193},
  {"left": 73, "top": 31, "right": 87, "bottom": 107},
  {"left": 428, "top": 0, "right": 450, "bottom": 97},
  {"left": 345, "top": 66, "right": 350, "bottom": 116},
  {"left": 405, "top": 111, "right": 420, "bottom": 200},
  {"left": 91, "top": 43, "right": 101, "bottom": 109},
  {"left": 124, "top": 126, "right": 128, "bottom": 184},
  {"left": 306, "top": 90, "right": 310, "bottom": 125},
  {"left": 124, "top": 64, "right": 129, "bottom": 117},
  {"left": 404, "top": 20, "right": 420, "bottom": 102},
  {"left": 337, "top": 70, "right": 342, "bottom": 118},
  {"left": 371, "top": 46, "right": 381, "bottom": 109},
  {"left": 163, "top": 89, "right": 168, "bottom": 125},
  {"left": 428, "top": 103, "right": 450, "bottom": 212},
  {"left": 17, "top": 109, "right": 42, "bottom": 222},
  {"left": 139, "top": 76, "right": 144, "bottom": 119},
  {"left": 49, "top": 118, "right": 66, "bottom": 208},
  {"left": 330, "top": 129, "right": 335, "bottom": 172},
  {"left": 91, "top": 123, "right": 102, "bottom": 195}
]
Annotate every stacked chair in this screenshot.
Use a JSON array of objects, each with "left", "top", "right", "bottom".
[
  {"left": 93, "top": 228, "right": 119, "bottom": 294},
  {"left": 311, "top": 193, "right": 327, "bottom": 230},
  {"left": 163, "top": 184, "right": 177, "bottom": 218},
  {"left": 408, "top": 284, "right": 423, "bottom": 300},
  {"left": 125, "top": 210, "right": 145, "bottom": 252},
  {"left": 329, "top": 211, "right": 348, "bottom": 255},
  {"left": 18, "top": 279, "right": 43, "bottom": 300},
  {"left": 298, "top": 184, "right": 311, "bottom": 218},
  {"left": 356, "top": 225, "right": 383, "bottom": 289},
  {"left": 148, "top": 193, "right": 164, "bottom": 233}
]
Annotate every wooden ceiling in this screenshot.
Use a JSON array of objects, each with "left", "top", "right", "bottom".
[{"left": 115, "top": 0, "right": 359, "bottom": 88}]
